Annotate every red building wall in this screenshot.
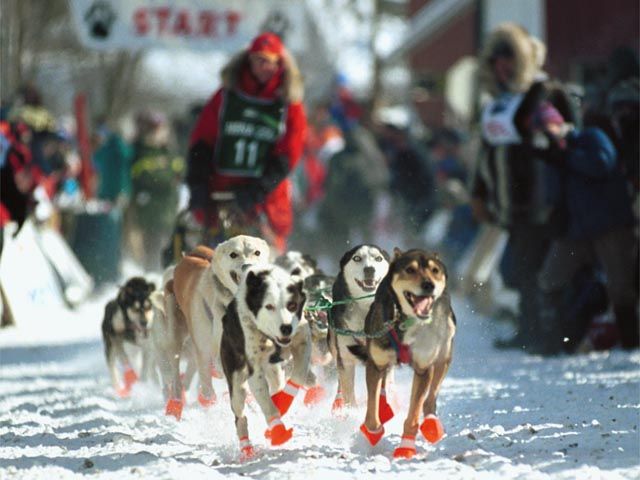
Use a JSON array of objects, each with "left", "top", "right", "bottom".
[
  {"left": 407, "top": 2, "right": 477, "bottom": 127},
  {"left": 545, "top": 0, "right": 639, "bottom": 81}
]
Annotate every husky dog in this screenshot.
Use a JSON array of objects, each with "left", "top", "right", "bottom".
[
  {"left": 220, "top": 264, "right": 309, "bottom": 459},
  {"left": 275, "top": 250, "right": 321, "bottom": 279},
  {"left": 161, "top": 235, "right": 270, "bottom": 419},
  {"left": 328, "top": 244, "right": 390, "bottom": 412},
  {"left": 359, "top": 248, "right": 456, "bottom": 459},
  {"left": 101, "top": 277, "right": 156, "bottom": 397}
]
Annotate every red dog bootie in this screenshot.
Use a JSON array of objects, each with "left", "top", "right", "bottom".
[
  {"left": 331, "top": 390, "right": 345, "bottom": 414},
  {"left": 304, "top": 385, "right": 326, "bottom": 406},
  {"left": 271, "top": 379, "right": 301, "bottom": 416},
  {"left": 165, "top": 397, "right": 184, "bottom": 420},
  {"left": 420, "top": 414, "right": 444, "bottom": 443},
  {"left": 239, "top": 436, "right": 255, "bottom": 461},
  {"left": 266, "top": 416, "right": 293, "bottom": 446},
  {"left": 123, "top": 366, "right": 138, "bottom": 390},
  {"left": 393, "top": 435, "right": 417, "bottom": 459},
  {"left": 379, "top": 390, "right": 395, "bottom": 424},
  {"left": 210, "top": 363, "right": 223, "bottom": 379},
  {"left": 359, "top": 423, "right": 384, "bottom": 446},
  {"left": 198, "top": 390, "right": 216, "bottom": 408},
  {"left": 115, "top": 386, "right": 131, "bottom": 398}
]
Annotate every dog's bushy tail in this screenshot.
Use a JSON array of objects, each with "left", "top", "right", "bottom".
[{"left": 347, "top": 344, "right": 368, "bottom": 362}]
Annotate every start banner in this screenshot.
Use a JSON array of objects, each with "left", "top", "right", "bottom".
[{"left": 68, "top": 0, "right": 307, "bottom": 53}]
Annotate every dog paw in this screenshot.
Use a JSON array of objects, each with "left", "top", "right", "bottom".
[
  {"left": 198, "top": 391, "right": 216, "bottom": 408},
  {"left": 165, "top": 398, "right": 184, "bottom": 420},
  {"left": 359, "top": 423, "right": 384, "bottom": 446},
  {"left": 420, "top": 414, "right": 444, "bottom": 443},
  {"left": 240, "top": 445, "right": 256, "bottom": 461},
  {"left": 271, "top": 391, "right": 295, "bottom": 416},
  {"left": 269, "top": 424, "right": 293, "bottom": 446},
  {"left": 379, "top": 394, "right": 395, "bottom": 424},
  {"left": 393, "top": 446, "right": 416, "bottom": 459},
  {"left": 115, "top": 386, "right": 131, "bottom": 398},
  {"left": 123, "top": 367, "right": 138, "bottom": 389},
  {"left": 304, "top": 385, "right": 326, "bottom": 406}
]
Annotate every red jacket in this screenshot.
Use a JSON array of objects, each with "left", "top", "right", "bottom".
[{"left": 188, "top": 55, "right": 307, "bottom": 239}]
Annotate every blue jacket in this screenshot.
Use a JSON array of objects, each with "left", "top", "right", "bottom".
[{"left": 563, "top": 127, "right": 634, "bottom": 239}]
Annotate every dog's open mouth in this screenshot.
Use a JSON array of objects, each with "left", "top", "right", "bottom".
[
  {"left": 404, "top": 291, "right": 434, "bottom": 318},
  {"left": 230, "top": 271, "right": 240, "bottom": 285},
  {"left": 275, "top": 336, "right": 292, "bottom": 347},
  {"left": 355, "top": 278, "right": 378, "bottom": 292}
]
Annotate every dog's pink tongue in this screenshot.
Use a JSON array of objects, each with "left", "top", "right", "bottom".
[{"left": 413, "top": 296, "right": 432, "bottom": 317}]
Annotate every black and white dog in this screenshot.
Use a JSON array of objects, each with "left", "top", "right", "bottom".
[
  {"left": 275, "top": 250, "right": 321, "bottom": 279},
  {"left": 328, "top": 244, "right": 390, "bottom": 412},
  {"left": 220, "top": 264, "right": 309, "bottom": 459},
  {"left": 101, "top": 277, "right": 156, "bottom": 397}
]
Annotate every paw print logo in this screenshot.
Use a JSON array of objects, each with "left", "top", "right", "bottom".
[{"left": 84, "top": 0, "right": 116, "bottom": 39}]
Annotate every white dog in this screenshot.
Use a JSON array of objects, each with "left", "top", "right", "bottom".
[
  {"left": 220, "top": 264, "right": 310, "bottom": 459},
  {"left": 159, "top": 235, "right": 270, "bottom": 419}
]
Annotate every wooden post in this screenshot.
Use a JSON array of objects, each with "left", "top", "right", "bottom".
[{"left": 74, "top": 93, "right": 94, "bottom": 199}]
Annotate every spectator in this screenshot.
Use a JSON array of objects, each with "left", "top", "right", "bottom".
[
  {"left": 533, "top": 99, "right": 639, "bottom": 352},
  {"left": 128, "top": 111, "right": 184, "bottom": 271},
  {"left": 470, "top": 22, "right": 562, "bottom": 351}
]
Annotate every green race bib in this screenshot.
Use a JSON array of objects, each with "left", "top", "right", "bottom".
[{"left": 214, "top": 89, "right": 286, "bottom": 177}]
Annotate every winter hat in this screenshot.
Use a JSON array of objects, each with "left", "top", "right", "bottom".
[{"left": 248, "top": 32, "right": 284, "bottom": 61}]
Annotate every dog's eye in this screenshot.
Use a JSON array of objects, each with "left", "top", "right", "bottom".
[
  {"left": 265, "top": 304, "right": 276, "bottom": 311},
  {"left": 431, "top": 266, "right": 440, "bottom": 275},
  {"left": 286, "top": 302, "right": 297, "bottom": 312},
  {"left": 230, "top": 252, "right": 238, "bottom": 259},
  {"left": 254, "top": 250, "right": 261, "bottom": 256},
  {"left": 291, "top": 268, "right": 301, "bottom": 276},
  {"left": 406, "top": 266, "right": 416, "bottom": 275},
  {"left": 353, "top": 255, "right": 362, "bottom": 262},
  {"left": 375, "top": 256, "right": 383, "bottom": 262}
]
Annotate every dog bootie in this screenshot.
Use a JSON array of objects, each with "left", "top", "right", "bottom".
[
  {"left": 115, "top": 386, "right": 131, "bottom": 398},
  {"left": 420, "top": 414, "right": 444, "bottom": 443},
  {"left": 393, "top": 435, "right": 417, "bottom": 459},
  {"left": 210, "top": 363, "right": 223, "bottom": 379},
  {"left": 271, "top": 379, "right": 301, "bottom": 416},
  {"left": 123, "top": 367, "right": 138, "bottom": 390},
  {"left": 304, "top": 385, "right": 326, "bottom": 406},
  {"left": 198, "top": 390, "right": 216, "bottom": 408},
  {"left": 266, "top": 416, "right": 293, "bottom": 446},
  {"left": 165, "top": 398, "right": 184, "bottom": 420},
  {"left": 379, "top": 391, "right": 395, "bottom": 424},
  {"left": 360, "top": 423, "right": 384, "bottom": 446},
  {"left": 332, "top": 390, "right": 345, "bottom": 413},
  {"left": 239, "top": 436, "right": 255, "bottom": 461}
]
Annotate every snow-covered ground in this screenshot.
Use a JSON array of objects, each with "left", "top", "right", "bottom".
[{"left": 1, "top": 288, "right": 639, "bottom": 479}]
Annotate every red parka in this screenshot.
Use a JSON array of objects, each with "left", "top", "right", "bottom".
[{"left": 188, "top": 50, "right": 307, "bottom": 243}]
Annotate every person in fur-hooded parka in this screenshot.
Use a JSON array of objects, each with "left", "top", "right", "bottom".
[{"left": 187, "top": 32, "right": 307, "bottom": 253}]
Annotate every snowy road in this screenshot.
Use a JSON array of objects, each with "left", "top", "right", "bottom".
[{"left": 1, "top": 293, "right": 638, "bottom": 479}]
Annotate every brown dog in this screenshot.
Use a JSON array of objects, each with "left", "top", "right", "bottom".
[{"left": 358, "top": 248, "right": 456, "bottom": 459}]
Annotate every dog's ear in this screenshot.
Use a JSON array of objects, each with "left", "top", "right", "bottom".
[
  {"left": 393, "top": 247, "right": 403, "bottom": 259},
  {"left": 302, "top": 254, "right": 318, "bottom": 268},
  {"left": 147, "top": 281, "right": 156, "bottom": 293},
  {"left": 381, "top": 249, "right": 391, "bottom": 262},
  {"left": 339, "top": 245, "right": 361, "bottom": 270}
]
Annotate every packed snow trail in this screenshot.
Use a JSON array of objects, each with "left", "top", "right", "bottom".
[{"left": 1, "top": 293, "right": 638, "bottom": 480}]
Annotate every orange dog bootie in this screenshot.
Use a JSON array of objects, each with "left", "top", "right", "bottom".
[
  {"left": 420, "top": 414, "right": 444, "bottom": 443},
  {"left": 359, "top": 423, "right": 384, "bottom": 446},
  {"left": 379, "top": 390, "right": 395, "bottom": 424},
  {"left": 123, "top": 366, "right": 138, "bottom": 390},
  {"left": 239, "top": 436, "right": 255, "bottom": 461},
  {"left": 393, "top": 435, "right": 417, "bottom": 459},
  {"left": 271, "top": 380, "right": 301, "bottom": 416},
  {"left": 165, "top": 397, "right": 184, "bottom": 420},
  {"left": 198, "top": 390, "right": 216, "bottom": 408},
  {"left": 266, "top": 416, "right": 293, "bottom": 446},
  {"left": 304, "top": 385, "right": 326, "bottom": 406}
]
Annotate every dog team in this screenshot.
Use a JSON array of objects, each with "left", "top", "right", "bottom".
[{"left": 101, "top": 234, "right": 456, "bottom": 460}]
